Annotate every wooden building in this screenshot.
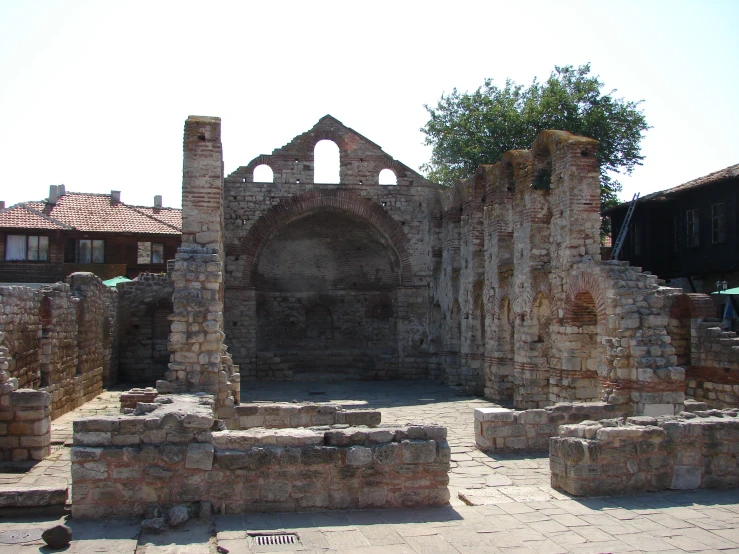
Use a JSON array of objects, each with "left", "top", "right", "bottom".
[
  {"left": 0, "top": 186, "right": 181, "bottom": 283},
  {"left": 605, "top": 164, "right": 739, "bottom": 293}
]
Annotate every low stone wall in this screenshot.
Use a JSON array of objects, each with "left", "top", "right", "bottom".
[
  {"left": 234, "top": 402, "right": 381, "bottom": 429},
  {"left": 0, "top": 274, "right": 117, "bottom": 420},
  {"left": 550, "top": 409, "right": 739, "bottom": 496},
  {"left": 1, "top": 332, "right": 53, "bottom": 462},
  {"left": 474, "top": 403, "right": 632, "bottom": 453},
  {"left": 71, "top": 395, "right": 450, "bottom": 517},
  {"left": 0, "top": 387, "right": 52, "bottom": 462},
  {"left": 120, "top": 387, "right": 159, "bottom": 411},
  {"left": 686, "top": 366, "right": 739, "bottom": 409}
]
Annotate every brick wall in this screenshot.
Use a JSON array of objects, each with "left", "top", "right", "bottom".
[
  {"left": 222, "top": 116, "right": 437, "bottom": 381},
  {"left": 117, "top": 273, "right": 173, "bottom": 383},
  {"left": 0, "top": 273, "right": 117, "bottom": 421}
]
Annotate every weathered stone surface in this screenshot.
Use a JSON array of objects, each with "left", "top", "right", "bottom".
[{"left": 186, "top": 443, "right": 214, "bottom": 470}]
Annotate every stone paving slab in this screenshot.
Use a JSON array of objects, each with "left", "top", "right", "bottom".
[{"left": 0, "top": 381, "right": 738, "bottom": 553}]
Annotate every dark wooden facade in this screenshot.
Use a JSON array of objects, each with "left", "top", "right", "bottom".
[{"left": 607, "top": 167, "right": 738, "bottom": 285}]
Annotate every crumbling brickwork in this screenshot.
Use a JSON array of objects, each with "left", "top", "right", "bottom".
[
  {"left": 550, "top": 409, "right": 739, "bottom": 496},
  {"left": 434, "top": 131, "right": 730, "bottom": 415},
  {"left": 117, "top": 273, "right": 173, "bottom": 383},
  {"left": 222, "top": 116, "right": 437, "bottom": 381},
  {"left": 0, "top": 274, "right": 117, "bottom": 420},
  {"left": 161, "top": 116, "right": 238, "bottom": 423}
]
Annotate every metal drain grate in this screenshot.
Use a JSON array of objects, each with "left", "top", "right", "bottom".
[{"left": 250, "top": 533, "right": 299, "bottom": 546}]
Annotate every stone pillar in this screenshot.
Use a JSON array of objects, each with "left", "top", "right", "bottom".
[{"left": 162, "top": 116, "right": 236, "bottom": 421}]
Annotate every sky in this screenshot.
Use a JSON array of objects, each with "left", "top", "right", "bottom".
[{"left": 0, "top": 0, "right": 737, "bottom": 209}]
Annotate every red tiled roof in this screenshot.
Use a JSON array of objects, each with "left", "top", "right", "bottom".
[{"left": 0, "top": 193, "right": 182, "bottom": 235}]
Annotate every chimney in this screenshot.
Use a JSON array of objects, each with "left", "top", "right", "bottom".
[
  {"left": 49, "top": 185, "right": 58, "bottom": 204},
  {"left": 0, "top": 201, "right": 5, "bottom": 210},
  {"left": 154, "top": 195, "right": 162, "bottom": 209},
  {"left": 58, "top": 184, "right": 66, "bottom": 196},
  {"left": 111, "top": 190, "right": 121, "bottom": 203}
]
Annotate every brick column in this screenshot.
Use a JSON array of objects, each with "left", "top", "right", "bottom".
[{"left": 161, "top": 116, "right": 236, "bottom": 421}]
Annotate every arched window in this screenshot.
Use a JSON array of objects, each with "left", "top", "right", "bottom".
[
  {"left": 253, "top": 164, "right": 274, "bottom": 183},
  {"left": 379, "top": 169, "right": 397, "bottom": 185},
  {"left": 314, "top": 140, "right": 340, "bottom": 184}
]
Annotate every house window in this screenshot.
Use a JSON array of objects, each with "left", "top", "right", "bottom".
[
  {"left": 66, "top": 239, "right": 105, "bottom": 263},
  {"left": 673, "top": 216, "right": 680, "bottom": 253},
  {"left": 712, "top": 203, "right": 726, "bottom": 244},
  {"left": 5, "top": 235, "right": 49, "bottom": 261},
  {"left": 137, "top": 242, "right": 164, "bottom": 264},
  {"left": 686, "top": 209, "right": 699, "bottom": 248}
]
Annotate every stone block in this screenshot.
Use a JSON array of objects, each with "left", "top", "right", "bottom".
[
  {"left": 401, "top": 440, "right": 437, "bottom": 464},
  {"left": 671, "top": 465, "right": 702, "bottom": 490},
  {"left": 345, "top": 446, "right": 373, "bottom": 466},
  {"left": 474, "top": 407, "right": 516, "bottom": 422},
  {"left": 186, "top": 442, "right": 215, "bottom": 470},
  {"left": 9, "top": 389, "right": 51, "bottom": 407},
  {"left": 642, "top": 404, "right": 675, "bottom": 417}
]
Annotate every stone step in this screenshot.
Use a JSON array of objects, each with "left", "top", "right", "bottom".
[{"left": 0, "top": 483, "right": 68, "bottom": 516}]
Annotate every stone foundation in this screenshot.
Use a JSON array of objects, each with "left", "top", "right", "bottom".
[
  {"left": 71, "top": 394, "right": 450, "bottom": 517},
  {"left": 0, "top": 388, "right": 51, "bottom": 462},
  {"left": 474, "top": 403, "right": 631, "bottom": 453},
  {"left": 120, "top": 387, "right": 159, "bottom": 411},
  {"left": 234, "top": 402, "right": 381, "bottom": 429},
  {"left": 550, "top": 409, "right": 739, "bottom": 496}
]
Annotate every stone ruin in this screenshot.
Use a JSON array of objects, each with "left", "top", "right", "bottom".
[{"left": 1, "top": 114, "right": 738, "bottom": 516}]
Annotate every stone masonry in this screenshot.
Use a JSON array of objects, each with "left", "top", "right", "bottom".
[
  {"left": 175, "top": 115, "right": 737, "bottom": 417},
  {"left": 161, "top": 116, "right": 238, "bottom": 423},
  {"left": 550, "top": 407, "right": 739, "bottom": 496},
  {"left": 71, "top": 394, "right": 450, "bottom": 517}
]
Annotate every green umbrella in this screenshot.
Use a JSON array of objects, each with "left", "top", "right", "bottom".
[
  {"left": 711, "top": 287, "right": 739, "bottom": 295},
  {"left": 102, "top": 276, "right": 131, "bottom": 288}
]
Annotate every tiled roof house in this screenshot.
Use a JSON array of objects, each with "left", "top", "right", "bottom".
[{"left": 0, "top": 186, "right": 182, "bottom": 283}]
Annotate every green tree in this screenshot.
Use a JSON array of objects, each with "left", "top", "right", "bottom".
[{"left": 420, "top": 64, "right": 649, "bottom": 210}]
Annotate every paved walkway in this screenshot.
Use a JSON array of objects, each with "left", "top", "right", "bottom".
[{"left": 1, "top": 381, "right": 738, "bottom": 553}]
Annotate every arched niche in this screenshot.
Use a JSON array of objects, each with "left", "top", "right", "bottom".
[{"left": 252, "top": 207, "right": 400, "bottom": 374}]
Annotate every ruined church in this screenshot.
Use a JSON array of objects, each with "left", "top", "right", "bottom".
[{"left": 164, "top": 114, "right": 720, "bottom": 420}]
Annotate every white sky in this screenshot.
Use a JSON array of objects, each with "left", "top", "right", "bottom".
[{"left": 0, "top": 0, "right": 737, "bottom": 209}]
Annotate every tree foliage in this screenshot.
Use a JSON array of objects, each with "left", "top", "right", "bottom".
[{"left": 420, "top": 64, "right": 649, "bottom": 209}]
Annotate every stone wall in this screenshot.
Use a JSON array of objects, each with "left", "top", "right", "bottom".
[
  {"left": 234, "top": 402, "right": 381, "bottom": 429},
  {"left": 0, "top": 333, "right": 53, "bottom": 462},
  {"left": 474, "top": 403, "right": 631, "bottom": 453},
  {"left": 222, "top": 116, "right": 437, "bottom": 381},
  {"left": 0, "top": 273, "right": 117, "bottom": 420},
  {"left": 162, "top": 116, "right": 238, "bottom": 424},
  {"left": 550, "top": 409, "right": 739, "bottom": 496},
  {"left": 664, "top": 293, "right": 739, "bottom": 408},
  {"left": 433, "top": 131, "right": 727, "bottom": 415},
  {"left": 117, "top": 273, "right": 173, "bottom": 383},
  {"left": 70, "top": 394, "right": 450, "bottom": 517}
]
